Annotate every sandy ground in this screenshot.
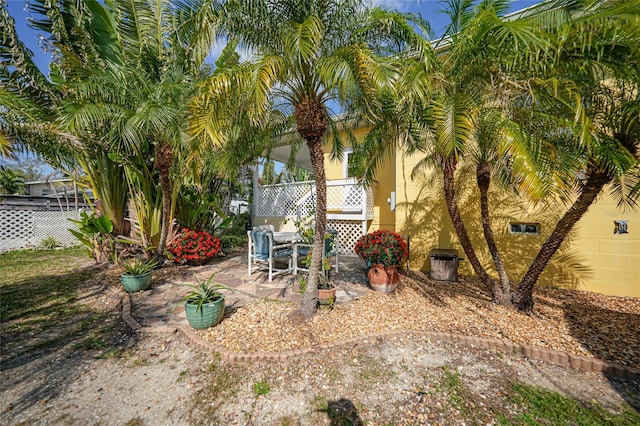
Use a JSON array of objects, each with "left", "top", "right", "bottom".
[{"left": 1, "top": 259, "right": 639, "bottom": 425}]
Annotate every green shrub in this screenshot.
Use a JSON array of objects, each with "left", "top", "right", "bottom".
[
  {"left": 220, "top": 235, "right": 247, "bottom": 249},
  {"left": 39, "top": 236, "right": 62, "bottom": 250},
  {"left": 252, "top": 381, "right": 270, "bottom": 397}
]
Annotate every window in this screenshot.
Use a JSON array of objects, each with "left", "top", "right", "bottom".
[
  {"left": 509, "top": 222, "right": 540, "bottom": 235},
  {"left": 343, "top": 149, "right": 357, "bottom": 178}
]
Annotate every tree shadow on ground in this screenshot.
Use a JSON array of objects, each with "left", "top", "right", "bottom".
[
  {"left": 401, "top": 271, "right": 640, "bottom": 412},
  {"left": 560, "top": 292, "right": 640, "bottom": 411},
  {"left": 0, "top": 264, "right": 140, "bottom": 417},
  {"left": 320, "top": 398, "right": 363, "bottom": 426}
]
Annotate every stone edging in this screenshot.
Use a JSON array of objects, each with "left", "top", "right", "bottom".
[{"left": 122, "top": 295, "right": 640, "bottom": 380}]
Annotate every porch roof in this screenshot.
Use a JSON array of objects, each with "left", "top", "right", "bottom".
[{"left": 268, "top": 140, "right": 312, "bottom": 171}]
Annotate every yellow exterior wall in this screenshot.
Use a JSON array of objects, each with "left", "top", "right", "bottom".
[
  {"left": 394, "top": 149, "right": 640, "bottom": 298},
  {"left": 323, "top": 129, "right": 396, "bottom": 232},
  {"left": 571, "top": 193, "right": 640, "bottom": 297},
  {"left": 263, "top": 124, "right": 639, "bottom": 298}
]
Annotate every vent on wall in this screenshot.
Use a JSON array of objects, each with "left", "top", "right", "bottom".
[{"left": 509, "top": 222, "right": 540, "bottom": 235}]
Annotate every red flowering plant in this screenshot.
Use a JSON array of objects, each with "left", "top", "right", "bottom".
[
  {"left": 168, "top": 228, "right": 221, "bottom": 265},
  {"left": 354, "top": 229, "right": 408, "bottom": 267}
]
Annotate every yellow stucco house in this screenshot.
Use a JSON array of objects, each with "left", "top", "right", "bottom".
[{"left": 252, "top": 127, "right": 639, "bottom": 298}]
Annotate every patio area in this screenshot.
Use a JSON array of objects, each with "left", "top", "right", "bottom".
[
  {"left": 129, "top": 251, "right": 372, "bottom": 331},
  {"left": 127, "top": 250, "right": 640, "bottom": 373}
]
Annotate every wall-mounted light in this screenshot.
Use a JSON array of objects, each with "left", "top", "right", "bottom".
[{"left": 614, "top": 220, "right": 628, "bottom": 234}]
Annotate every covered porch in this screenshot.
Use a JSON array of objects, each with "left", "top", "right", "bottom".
[{"left": 252, "top": 178, "right": 376, "bottom": 255}]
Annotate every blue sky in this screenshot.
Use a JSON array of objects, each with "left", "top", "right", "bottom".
[{"left": 6, "top": 0, "right": 539, "bottom": 74}]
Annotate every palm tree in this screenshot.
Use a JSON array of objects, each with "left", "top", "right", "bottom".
[
  {"left": 0, "top": 166, "right": 27, "bottom": 194},
  {"left": 16, "top": 0, "right": 223, "bottom": 259},
  {"left": 1, "top": 0, "right": 129, "bottom": 234},
  {"left": 356, "top": 0, "right": 640, "bottom": 312},
  {"left": 359, "top": 0, "right": 543, "bottom": 299},
  {"left": 509, "top": 0, "right": 640, "bottom": 311},
  {"left": 195, "top": 0, "right": 426, "bottom": 319}
]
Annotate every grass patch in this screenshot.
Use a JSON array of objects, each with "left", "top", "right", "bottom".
[
  {"left": 498, "top": 382, "right": 640, "bottom": 425},
  {"left": 0, "top": 247, "right": 87, "bottom": 284},
  {"left": 0, "top": 248, "right": 114, "bottom": 354},
  {"left": 252, "top": 381, "right": 271, "bottom": 397},
  {"left": 188, "top": 357, "right": 243, "bottom": 421},
  {"left": 0, "top": 247, "right": 92, "bottom": 324}
]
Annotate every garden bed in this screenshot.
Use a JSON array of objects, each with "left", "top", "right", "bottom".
[{"left": 196, "top": 271, "right": 640, "bottom": 369}]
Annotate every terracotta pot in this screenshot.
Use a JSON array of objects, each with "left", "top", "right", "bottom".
[
  {"left": 367, "top": 264, "right": 400, "bottom": 293},
  {"left": 187, "top": 256, "right": 211, "bottom": 266},
  {"left": 318, "top": 284, "right": 337, "bottom": 305}
]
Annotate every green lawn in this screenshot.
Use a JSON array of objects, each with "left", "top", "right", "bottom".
[{"left": 0, "top": 247, "right": 111, "bottom": 355}]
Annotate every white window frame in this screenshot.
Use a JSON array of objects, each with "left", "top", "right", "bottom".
[{"left": 343, "top": 148, "right": 354, "bottom": 179}]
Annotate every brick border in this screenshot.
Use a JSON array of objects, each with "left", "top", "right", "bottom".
[{"left": 122, "top": 295, "right": 640, "bottom": 380}]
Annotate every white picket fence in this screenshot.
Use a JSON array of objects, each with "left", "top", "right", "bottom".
[{"left": 0, "top": 210, "right": 81, "bottom": 252}]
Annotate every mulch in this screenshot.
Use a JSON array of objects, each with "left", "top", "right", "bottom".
[{"left": 196, "top": 270, "right": 640, "bottom": 369}]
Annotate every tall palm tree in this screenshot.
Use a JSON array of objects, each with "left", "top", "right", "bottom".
[
  {"left": 358, "top": 0, "right": 545, "bottom": 300},
  {"left": 195, "top": 0, "right": 426, "bottom": 319},
  {"left": 357, "top": 0, "right": 640, "bottom": 312},
  {"left": 509, "top": 0, "right": 640, "bottom": 311}
]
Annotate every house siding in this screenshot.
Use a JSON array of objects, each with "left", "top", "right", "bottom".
[{"left": 394, "top": 149, "right": 639, "bottom": 298}]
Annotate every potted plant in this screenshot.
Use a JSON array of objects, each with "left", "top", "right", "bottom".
[
  {"left": 168, "top": 228, "right": 221, "bottom": 265},
  {"left": 298, "top": 251, "right": 336, "bottom": 306},
  {"left": 178, "top": 272, "right": 230, "bottom": 329},
  {"left": 120, "top": 258, "right": 158, "bottom": 293},
  {"left": 354, "top": 229, "right": 408, "bottom": 293}
]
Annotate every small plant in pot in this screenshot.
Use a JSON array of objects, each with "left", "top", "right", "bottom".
[
  {"left": 120, "top": 258, "right": 158, "bottom": 293},
  {"left": 178, "top": 272, "right": 230, "bottom": 329},
  {"left": 300, "top": 251, "right": 336, "bottom": 306}
]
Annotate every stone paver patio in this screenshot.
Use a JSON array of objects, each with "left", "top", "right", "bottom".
[{"left": 129, "top": 252, "right": 371, "bottom": 330}]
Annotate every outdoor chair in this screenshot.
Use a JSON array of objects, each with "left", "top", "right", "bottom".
[
  {"left": 247, "top": 227, "right": 294, "bottom": 282},
  {"left": 297, "top": 228, "right": 339, "bottom": 273}
]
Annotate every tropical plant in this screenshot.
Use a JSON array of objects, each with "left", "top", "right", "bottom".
[
  {"left": 354, "top": 229, "right": 408, "bottom": 267},
  {"left": 0, "top": 165, "right": 26, "bottom": 195},
  {"left": 167, "top": 228, "right": 221, "bottom": 264},
  {"left": 68, "top": 211, "right": 114, "bottom": 262},
  {"left": 121, "top": 257, "right": 158, "bottom": 276},
  {"left": 356, "top": 0, "right": 640, "bottom": 312},
  {"left": 196, "top": 0, "right": 426, "bottom": 319},
  {"left": 177, "top": 272, "right": 229, "bottom": 313},
  {"left": 506, "top": 0, "right": 640, "bottom": 311},
  {"left": 38, "top": 236, "right": 62, "bottom": 250},
  {"left": 1, "top": 0, "right": 229, "bottom": 261}
]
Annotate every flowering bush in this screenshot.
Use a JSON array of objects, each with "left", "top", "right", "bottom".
[
  {"left": 354, "top": 229, "right": 408, "bottom": 267},
  {"left": 168, "top": 228, "right": 221, "bottom": 264}
]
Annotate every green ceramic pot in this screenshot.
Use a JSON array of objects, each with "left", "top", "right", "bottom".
[
  {"left": 185, "top": 298, "right": 225, "bottom": 329},
  {"left": 120, "top": 272, "right": 152, "bottom": 293}
]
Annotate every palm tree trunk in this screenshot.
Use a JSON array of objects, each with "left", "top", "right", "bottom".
[
  {"left": 297, "top": 137, "right": 327, "bottom": 319},
  {"left": 513, "top": 170, "right": 610, "bottom": 312},
  {"left": 476, "top": 162, "right": 511, "bottom": 304},
  {"left": 154, "top": 142, "right": 173, "bottom": 264},
  {"left": 442, "top": 157, "right": 494, "bottom": 292}
]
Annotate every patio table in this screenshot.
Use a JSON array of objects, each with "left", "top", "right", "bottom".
[{"left": 273, "top": 232, "right": 303, "bottom": 275}]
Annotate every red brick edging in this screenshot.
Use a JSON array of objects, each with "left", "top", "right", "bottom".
[{"left": 122, "top": 294, "right": 640, "bottom": 380}]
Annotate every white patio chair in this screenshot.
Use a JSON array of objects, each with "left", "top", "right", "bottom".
[{"left": 247, "top": 227, "right": 294, "bottom": 282}]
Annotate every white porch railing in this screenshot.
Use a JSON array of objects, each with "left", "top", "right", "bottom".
[{"left": 255, "top": 179, "right": 375, "bottom": 221}]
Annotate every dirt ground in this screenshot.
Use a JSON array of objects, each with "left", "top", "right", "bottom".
[
  {"left": 1, "top": 262, "right": 639, "bottom": 425},
  {"left": 2, "top": 328, "right": 639, "bottom": 425}
]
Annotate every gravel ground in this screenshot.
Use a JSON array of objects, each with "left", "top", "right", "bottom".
[
  {"left": 2, "top": 263, "right": 639, "bottom": 425},
  {"left": 198, "top": 271, "right": 640, "bottom": 369}
]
